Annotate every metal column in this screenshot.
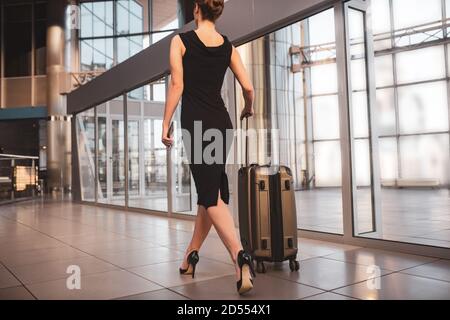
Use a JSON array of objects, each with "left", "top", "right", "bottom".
[{"left": 46, "top": 0, "right": 71, "bottom": 192}]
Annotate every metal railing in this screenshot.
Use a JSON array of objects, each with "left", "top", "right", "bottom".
[
  {"left": 0, "top": 154, "right": 39, "bottom": 204},
  {"left": 290, "top": 18, "right": 450, "bottom": 69}
]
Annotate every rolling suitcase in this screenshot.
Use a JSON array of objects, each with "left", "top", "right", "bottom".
[{"left": 238, "top": 119, "right": 300, "bottom": 273}]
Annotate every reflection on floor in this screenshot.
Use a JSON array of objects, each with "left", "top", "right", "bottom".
[
  {"left": 93, "top": 188, "right": 450, "bottom": 248},
  {"left": 0, "top": 199, "right": 448, "bottom": 300},
  {"left": 297, "top": 188, "right": 450, "bottom": 248}
]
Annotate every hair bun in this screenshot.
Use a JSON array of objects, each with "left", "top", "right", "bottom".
[{"left": 195, "top": 0, "right": 225, "bottom": 22}]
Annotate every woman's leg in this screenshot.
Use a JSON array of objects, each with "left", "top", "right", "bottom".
[
  {"left": 180, "top": 205, "right": 212, "bottom": 269},
  {"left": 205, "top": 193, "right": 243, "bottom": 279}
]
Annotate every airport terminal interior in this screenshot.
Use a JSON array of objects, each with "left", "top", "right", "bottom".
[{"left": 0, "top": 0, "right": 449, "bottom": 300}]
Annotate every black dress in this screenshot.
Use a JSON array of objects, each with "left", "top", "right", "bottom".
[{"left": 178, "top": 30, "right": 233, "bottom": 209}]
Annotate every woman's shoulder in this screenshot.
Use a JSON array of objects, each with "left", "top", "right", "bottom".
[
  {"left": 218, "top": 32, "right": 232, "bottom": 47},
  {"left": 220, "top": 33, "right": 232, "bottom": 52},
  {"left": 178, "top": 30, "right": 194, "bottom": 39},
  {"left": 175, "top": 31, "right": 191, "bottom": 46},
  {"left": 177, "top": 30, "right": 195, "bottom": 45}
]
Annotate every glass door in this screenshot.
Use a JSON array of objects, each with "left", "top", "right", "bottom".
[
  {"left": 344, "top": 0, "right": 382, "bottom": 236},
  {"left": 110, "top": 118, "right": 126, "bottom": 204},
  {"left": 97, "top": 104, "right": 108, "bottom": 203},
  {"left": 231, "top": 9, "right": 346, "bottom": 234},
  {"left": 127, "top": 119, "right": 140, "bottom": 198}
]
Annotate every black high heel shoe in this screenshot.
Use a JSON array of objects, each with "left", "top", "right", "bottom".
[
  {"left": 236, "top": 250, "right": 255, "bottom": 295},
  {"left": 179, "top": 250, "right": 199, "bottom": 278}
]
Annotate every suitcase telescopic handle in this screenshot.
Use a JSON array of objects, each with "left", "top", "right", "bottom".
[
  {"left": 241, "top": 118, "right": 272, "bottom": 168},
  {"left": 243, "top": 117, "right": 249, "bottom": 167}
]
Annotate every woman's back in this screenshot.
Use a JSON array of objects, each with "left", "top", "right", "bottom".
[
  {"left": 179, "top": 30, "right": 232, "bottom": 99},
  {"left": 177, "top": 28, "right": 233, "bottom": 208}
]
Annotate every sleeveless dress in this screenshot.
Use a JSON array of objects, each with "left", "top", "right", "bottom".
[{"left": 178, "top": 30, "right": 233, "bottom": 209}]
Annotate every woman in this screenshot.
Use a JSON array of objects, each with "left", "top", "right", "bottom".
[{"left": 161, "top": 0, "right": 255, "bottom": 294}]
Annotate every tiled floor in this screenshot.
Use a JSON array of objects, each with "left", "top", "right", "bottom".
[
  {"left": 0, "top": 199, "right": 449, "bottom": 300},
  {"left": 90, "top": 188, "right": 450, "bottom": 247}
]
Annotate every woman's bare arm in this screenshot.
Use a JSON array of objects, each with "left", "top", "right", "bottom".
[
  {"left": 229, "top": 45, "right": 255, "bottom": 120},
  {"left": 162, "top": 35, "right": 184, "bottom": 147}
]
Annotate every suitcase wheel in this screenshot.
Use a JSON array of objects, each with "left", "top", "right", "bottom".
[
  {"left": 289, "top": 259, "right": 300, "bottom": 272},
  {"left": 256, "top": 261, "right": 266, "bottom": 274}
]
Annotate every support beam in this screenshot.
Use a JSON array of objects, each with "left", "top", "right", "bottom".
[
  {"left": 67, "top": 0, "right": 341, "bottom": 115},
  {"left": 47, "top": 0, "right": 71, "bottom": 192}
]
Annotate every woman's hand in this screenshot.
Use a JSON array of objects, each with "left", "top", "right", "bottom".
[
  {"left": 161, "top": 122, "right": 174, "bottom": 148},
  {"left": 240, "top": 107, "right": 254, "bottom": 120}
]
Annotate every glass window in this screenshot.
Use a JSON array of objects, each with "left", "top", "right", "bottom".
[
  {"left": 393, "top": 0, "right": 442, "bottom": 30},
  {"left": 396, "top": 31, "right": 444, "bottom": 48},
  {"left": 310, "top": 63, "right": 338, "bottom": 95},
  {"left": 374, "top": 55, "right": 394, "bottom": 88},
  {"left": 127, "top": 109, "right": 140, "bottom": 200},
  {"left": 375, "top": 88, "right": 396, "bottom": 136},
  {"left": 141, "top": 118, "right": 169, "bottom": 211},
  {"left": 80, "top": 38, "right": 114, "bottom": 71},
  {"left": 79, "top": 1, "right": 148, "bottom": 70},
  {"left": 130, "top": 1, "right": 143, "bottom": 17},
  {"left": 313, "top": 141, "right": 342, "bottom": 187},
  {"left": 110, "top": 99, "right": 126, "bottom": 206},
  {"left": 76, "top": 108, "right": 96, "bottom": 201},
  {"left": 117, "top": 37, "right": 130, "bottom": 63},
  {"left": 398, "top": 81, "right": 449, "bottom": 134},
  {"left": 80, "top": 40, "right": 93, "bottom": 70},
  {"left": 126, "top": 78, "right": 169, "bottom": 212},
  {"left": 80, "top": 2, "right": 93, "bottom": 38},
  {"left": 235, "top": 8, "right": 343, "bottom": 234},
  {"left": 312, "top": 95, "right": 340, "bottom": 140},
  {"left": 308, "top": 8, "right": 335, "bottom": 46},
  {"left": 371, "top": 0, "right": 391, "bottom": 34},
  {"left": 347, "top": 7, "right": 376, "bottom": 235},
  {"left": 92, "top": 1, "right": 114, "bottom": 37},
  {"left": 392, "top": 0, "right": 444, "bottom": 46},
  {"left": 352, "top": 92, "right": 369, "bottom": 139},
  {"left": 350, "top": 0, "right": 450, "bottom": 248},
  {"left": 354, "top": 139, "right": 371, "bottom": 186},
  {"left": 447, "top": 0, "right": 450, "bottom": 37},
  {"left": 151, "top": 81, "right": 167, "bottom": 102},
  {"left": 351, "top": 58, "right": 367, "bottom": 91},
  {"left": 399, "top": 134, "right": 450, "bottom": 185},
  {"left": 96, "top": 97, "right": 126, "bottom": 206},
  {"left": 378, "top": 137, "right": 398, "bottom": 181},
  {"left": 117, "top": 35, "right": 146, "bottom": 63},
  {"left": 96, "top": 104, "right": 107, "bottom": 203},
  {"left": 117, "top": 0, "right": 130, "bottom": 34},
  {"left": 4, "top": 4, "right": 32, "bottom": 77},
  {"left": 94, "top": 38, "right": 114, "bottom": 68},
  {"left": 130, "top": 3, "right": 143, "bottom": 34},
  {"left": 116, "top": 0, "right": 145, "bottom": 34},
  {"left": 448, "top": 44, "right": 450, "bottom": 77},
  {"left": 130, "top": 15, "right": 143, "bottom": 34},
  {"left": 81, "top": 2, "right": 113, "bottom": 38},
  {"left": 447, "top": 0, "right": 450, "bottom": 19},
  {"left": 396, "top": 46, "right": 446, "bottom": 84}
]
